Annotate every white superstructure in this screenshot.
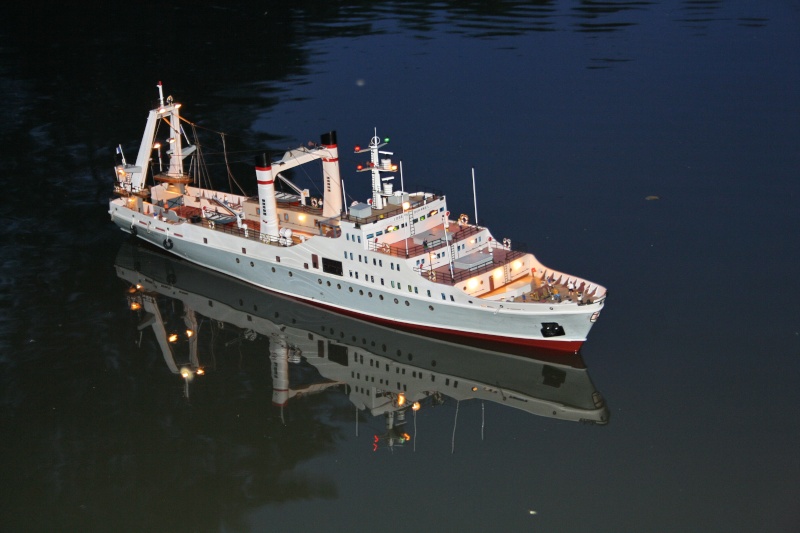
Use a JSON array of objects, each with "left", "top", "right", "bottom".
[{"left": 109, "top": 84, "right": 607, "bottom": 352}]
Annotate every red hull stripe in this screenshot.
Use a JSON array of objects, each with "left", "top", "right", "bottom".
[
  {"left": 155, "top": 227, "right": 165, "bottom": 232},
  {"left": 284, "top": 293, "right": 584, "bottom": 354},
  {"left": 174, "top": 233, "right": 183, "bottom": 237}
]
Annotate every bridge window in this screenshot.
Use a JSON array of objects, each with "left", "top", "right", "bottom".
[{"left": 322, "top": 258, "right": 344, "bottom": 276}]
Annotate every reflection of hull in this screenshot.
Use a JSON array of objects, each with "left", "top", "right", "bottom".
[{"left": 116, "top": 241, "right": 609, "bottom": 424}]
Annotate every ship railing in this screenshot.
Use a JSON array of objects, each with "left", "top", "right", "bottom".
[
  {"left": 414, "top": 248, "right": 528, "bottom": 285},
  {"left": 342, "top": 190, "right": 442, "bottom": 225},
  {"left": 194, "top": 217, "right": 306, "bottom": 247},
  {"left": 368, "top": 224, "right": 486, "bottom": 258}
]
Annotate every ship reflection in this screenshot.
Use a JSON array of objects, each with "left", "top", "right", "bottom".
[{"left": 116, "top": 241, "right": 609, "bottom": 447}]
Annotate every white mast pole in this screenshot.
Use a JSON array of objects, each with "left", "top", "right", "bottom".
[{"left": 472, "top": 167, "right": 479, "bottom": 225}]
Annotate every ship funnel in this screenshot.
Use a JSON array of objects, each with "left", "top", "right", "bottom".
[
  {"left": 255, "top": 153, "right": 279, "bottom": 240},
  {"left": 320, "top": 131, "right": 342, "bottom": 218}
]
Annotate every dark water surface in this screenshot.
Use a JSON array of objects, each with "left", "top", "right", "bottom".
[{"left": 1, "top": 2, "right": 798, "bottom": 531}]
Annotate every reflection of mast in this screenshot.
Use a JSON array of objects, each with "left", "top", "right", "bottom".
[{"left": 128, "top": 288, "right": 203, "bottom": 398}]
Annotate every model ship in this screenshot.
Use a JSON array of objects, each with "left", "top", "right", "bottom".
[
  {"left": 116, "top": 241, "right": 609, "bottom": 426},
  {"left": 110, "top": 83, "right": 606, "bottom": 352}
]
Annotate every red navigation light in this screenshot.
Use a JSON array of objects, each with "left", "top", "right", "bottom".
[
  {"left": 355, "top": 145, "right": 360, "bottom": 151},
  {"left": 357, "top": 165, "right": 363, "bottom": 170}
]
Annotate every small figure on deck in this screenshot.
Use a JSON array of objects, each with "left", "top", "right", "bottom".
[
  {"left": 577, "top": 291, "right": 584, "bottom": 305},
  {"left": 567, "top": 279, "right": 576, "bottom": 297},
  {"left": 423, "top": 239, "right": 428, "bottom": 249}
]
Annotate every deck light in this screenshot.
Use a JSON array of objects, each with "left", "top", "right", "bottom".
[
  {"left": 396, "top": 393, "right": 406, "bottom": 407},
  {"left": 168, "top": 333, "right": 178, "bottom": 343},
  {"left": 412, "top": 402, "right": 421, "bottom": 411}
]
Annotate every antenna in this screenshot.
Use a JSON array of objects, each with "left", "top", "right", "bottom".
[{"left": 472, "top": 167, "right": 479, "bottom": 225}]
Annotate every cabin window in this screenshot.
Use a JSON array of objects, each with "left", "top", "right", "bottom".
[
  {"left": 358, "top": 236, "right": 361, "bottom": 243},
  {"left": 276, "top": 256, "right": 280, "bottom": 262},
  {"left": 366, "top": 233, "right": 374, "bottom": 239},
  {"left": 441, "top": 293, "right": 446, "bottom": 300},
  {"left": 242, "top": 247, "right": 246, "bottom": 254},
  {"left": 322, "top": 258, "right": 344, "bottom": 276},
  {"left": 312, "top": 254, "right": 319, "bottom": 269},
  {"left": 427, "top": 290, "right": 431, "bottom": 297},
  {"left": 304, "top": 263, "right": 308, "bottom": 269},
  {"left": 203, "top": 238, "right": 207, "bottom": 244},
  {"left": 284, "top": 214, "right": 289, "bottom": 221},
  {"left": 376, "top": 230, "right": 383, "bottom": 236}
]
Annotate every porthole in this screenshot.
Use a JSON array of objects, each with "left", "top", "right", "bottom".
[
  {"left": 250, "top": 261, "right": 254, "bottom": 267},
  {"left": 359, "top": 290, "right": 363, "bottom": 295},
  {"left": 349, "top": 287, "right": 353, "bottom": 292},
  {"left": 429, "top": 305, "right": 434, "bottom": 311},
  {"left": 431, "top": 360, "right": 436, "bottom": 367},
  {"left": 394, "top": 298, "right": 399, "bottom": 304},
  {"left": 271, "top": 267, "right": 276, "bottom": 273},
  {"left": 318, "top": 279, "right": 322, "bottom": 284},
  {"left": 382, "top": 344, "right": 387, "bottom": 352},
  {"left": 337, "top": 283, "right": 342, "bottom": 289},
  {"left": 404, "top": 301, "right": 409, "bottom": 306},
  {"left": 408, "top": 353, "right": 413, "bottom": 361},
  {"left": 379, "top": 295, "right": 384, "bottom": 300},
  {"left": 236, "top": 258, "right": 240, "bottom": 263},
  {"left": 368, "top": 292, "right": 372, "bottom": 298},
  {"left": 288, "top": 271, "right": 293, "bottom": 277},
  {"left": 327, "top": 281, "right": 331, "bottom": 286}
]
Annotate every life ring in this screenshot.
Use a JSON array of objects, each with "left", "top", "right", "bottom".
[
  {"left": 458, "top": 214, "right": 469, "bottom": 226},
  {"left": 163, "top": 238, "right": 174, "bottom": 250},
  {"left": 130, "top": 223, "right": 137, "bottom": 236},
  {"left": 381, "top": 243, "right": 390, "bottom": 253}
]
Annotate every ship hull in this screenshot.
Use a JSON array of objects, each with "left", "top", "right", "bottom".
[{"left": 111, "top": 206, "right": 602, "bottom": 353}]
